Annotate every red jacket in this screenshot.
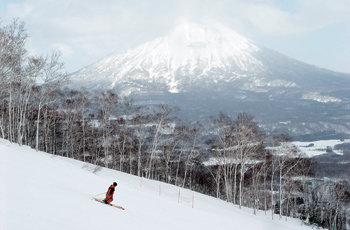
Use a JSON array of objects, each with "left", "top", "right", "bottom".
[
  {"left": 106, "top": 184, "right": 115, "bottom": 198},
  {"left": 104, "top": 184, "right": 116, "bottom": 204}
]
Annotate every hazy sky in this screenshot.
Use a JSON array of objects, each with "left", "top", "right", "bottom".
[{"left": 1, "top": 0, "right": 350, "bottom": 73}]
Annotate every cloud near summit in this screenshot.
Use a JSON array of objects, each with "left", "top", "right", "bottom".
[{"left": 3, "top": 0, "right": 350, "bottom": 72}]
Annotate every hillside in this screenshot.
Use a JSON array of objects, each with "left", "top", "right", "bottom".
[
  {"left": 69, "top": 22, "right": 350, "bottom": 139},
  {"left": 70, "top": 22, "right": 349, "bottom": 94},
  {"left": 0, "top": 139, "right": 315, "bottom": 230}
]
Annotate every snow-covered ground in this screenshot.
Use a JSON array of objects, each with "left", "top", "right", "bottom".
[
  {"left": 293, "top": 139, "right": 350, "bottom": 157},
  {"left": 1, "top": 138, "right": 315, "bottom": 230}
]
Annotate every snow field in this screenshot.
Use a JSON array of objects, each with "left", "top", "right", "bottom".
[
  {"left": 0, "top": 139, "right": 317, "bottom": 230},
  {"left": 294, "top": 139, "right": 350, "bottom": 157}
]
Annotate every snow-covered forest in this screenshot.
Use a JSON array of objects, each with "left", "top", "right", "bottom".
[{"left": 1, "top": 20, "right": 349, "bottom": 230}]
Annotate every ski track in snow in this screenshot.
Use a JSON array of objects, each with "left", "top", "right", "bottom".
[{"left": 0, "top": 139, "right": 316, "bottom": 230}]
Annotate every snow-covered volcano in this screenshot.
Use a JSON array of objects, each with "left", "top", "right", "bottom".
[
  {"left": 70, "top": 22, "right": 350, "bottom": 139},
  {"left": 71, "top": 22, "right": 348, "bottom": 93},
  {"left": 72, "top": 22, "right": 265, "bottom": 93}
]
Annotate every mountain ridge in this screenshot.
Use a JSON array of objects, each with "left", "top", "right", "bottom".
[{"left": 69, "top": 21, "right": 350, "bottom": 139}]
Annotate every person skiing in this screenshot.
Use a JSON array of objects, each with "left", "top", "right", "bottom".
[{"left": 103, "top": 182, "right": 117, "bottom": 204}]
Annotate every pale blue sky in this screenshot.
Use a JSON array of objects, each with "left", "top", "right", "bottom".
[{"left": 1, "top": 0, "right": 350, "bottom": 73}]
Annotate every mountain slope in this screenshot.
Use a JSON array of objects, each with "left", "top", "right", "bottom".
[
  {"left": 0, "top": 139, "right": 314, "bottom": 230},
  {"left": 71, "top": 22, "right": 265, "bottom": 94},
  {"left": 71, "top": 22, "right": 349, "bottom": 93},
  {"left": 69, "top": 22, "right": 350, "bottom": 139}
]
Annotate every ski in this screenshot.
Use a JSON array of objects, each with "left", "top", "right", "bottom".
[{"left": 93, "top": 197, "right": 125, "bottom": 210}]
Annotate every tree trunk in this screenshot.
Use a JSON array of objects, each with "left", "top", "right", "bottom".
[
  {"left": 147, "top": 118, "right": 162, "bottom": 179},
  {"left": 0, "top": 115, "right": 5, "bottom": 138},
  {"left": 137, "top": 140, "right": 142, "bottom": 177},
  {"left": 279, "top": 165, "right": 283, "bottom": 220},
  {"left": 233, "top": 165, "right": 238, "bottom": 204},
  {"left": 8, "top": 88, "right": 12, "bottom": 142},
  {"left": 239, "top": 163, "right": 245, "bottom": 208},
  {"left": 35, "top": 103, "right": 42, "bottom": 151},
  {"left": 271, "top": 162, "right": 276, "bottom": 220}
]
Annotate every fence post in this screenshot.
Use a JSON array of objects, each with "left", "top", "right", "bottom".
[
  {"left": 159, "top": 184, "right": 161, "bottom": 196},
  {"left": 178, "top": 189, "right": 181, "bottom": 203}
]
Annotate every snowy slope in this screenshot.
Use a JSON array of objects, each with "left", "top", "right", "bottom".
[
  {"left": 0, "top": 139, "right": 314, "bottom": 230},
  {"left": 293, "top": 139, "right": 350, "bottom": 157},
  {"left": 71, "top": 22, "right": 265, "bottom": 94},
  {"left": 68, "top": 21, "right": 350, "bottom": 139},
  {"left": 70, "top": 21, "right": 350, "bottom": 95}
]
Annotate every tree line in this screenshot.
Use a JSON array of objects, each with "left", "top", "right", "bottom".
[{"left": 1, "top": 19, "right": 349, "bottom": 230}]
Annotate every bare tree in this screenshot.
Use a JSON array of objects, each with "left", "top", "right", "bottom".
[
  {"left": 146, "top": 105, "right": 176, "bottom": 179},
  {"left": 209, "top": 113, "right": 237, "bottom": 202},
  {"left": 98, "top": 90, "right": 118, "bottom": 168},
  {"left": 0, "top": 19, "right": 27, "bottom": 143},
  {"left": 179, "top": 122, "right": 201, "bottom": 188},
  {"left": 269, "top": 134, "right": 304, "bottom": 219},
  {"left": 34, "top": 51, "right": 68, "bottom": 151},
  {"left": 233, "top": 113, "right": 265, "bottom": 208},
  {"left": 132, "top": 110, "right": 150, "bottom": 177},
  {"left": 114, "top": 98, "right": 135, "bottom": 173}
]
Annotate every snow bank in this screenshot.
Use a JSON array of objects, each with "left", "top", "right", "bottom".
[{"left": 0, "top": 139, "right": 315, "bottom": 230}]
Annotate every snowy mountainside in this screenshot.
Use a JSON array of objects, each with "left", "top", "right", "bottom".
[
  {"left": 70, "top": 22, "right": 350, "bottom": 139},
  {"left": 71, "top": 22, "right": 349, "bottom": 95},
  {"left": 0, "top": 139, "right": 315, "bottom": 230},
  {"left": 71, "top": 22, "right": 265, "bottom": 94}
]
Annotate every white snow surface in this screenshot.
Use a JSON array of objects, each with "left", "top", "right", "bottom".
[
  {"left": 302, "top": 92, "right": 342, "bottom": 103},
  {"left": 0, "top": 139, "right": 315, "bottom": 230},
  {"left": 293, "top": 139, "right": 349, "bottom": 157}
]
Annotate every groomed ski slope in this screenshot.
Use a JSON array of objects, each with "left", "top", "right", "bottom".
[{"left": 0, "top": 139, "right": 315, "bottom": 230}]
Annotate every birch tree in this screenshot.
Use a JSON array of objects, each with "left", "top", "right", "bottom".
[
  {"left": 0, "top": 19, "right": 27, "bottom": 143},
  {"left": 209, "top": 113, "right": 237, "bottom": 202},
  {"left": 98, "top": 90, "right": 118, "bottom": 168},
  {"left": 34, "top": 51, "right": 67, "bottom": 151},
  {"left": 132, "top": 111, "right": 150, "bottom": 177},
  {"left": 233, "top": 113, "right": 264, "bottom": 208},
  {"left": 146, "top": 105, "right": 176, "bottom": 179},
  {"left": 269, "top": 134, "right": 304, "bottom": 219}
]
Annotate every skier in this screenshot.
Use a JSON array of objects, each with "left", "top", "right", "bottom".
[{"left": 103, "top": 182, "right": 117, "bottom": 204}]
